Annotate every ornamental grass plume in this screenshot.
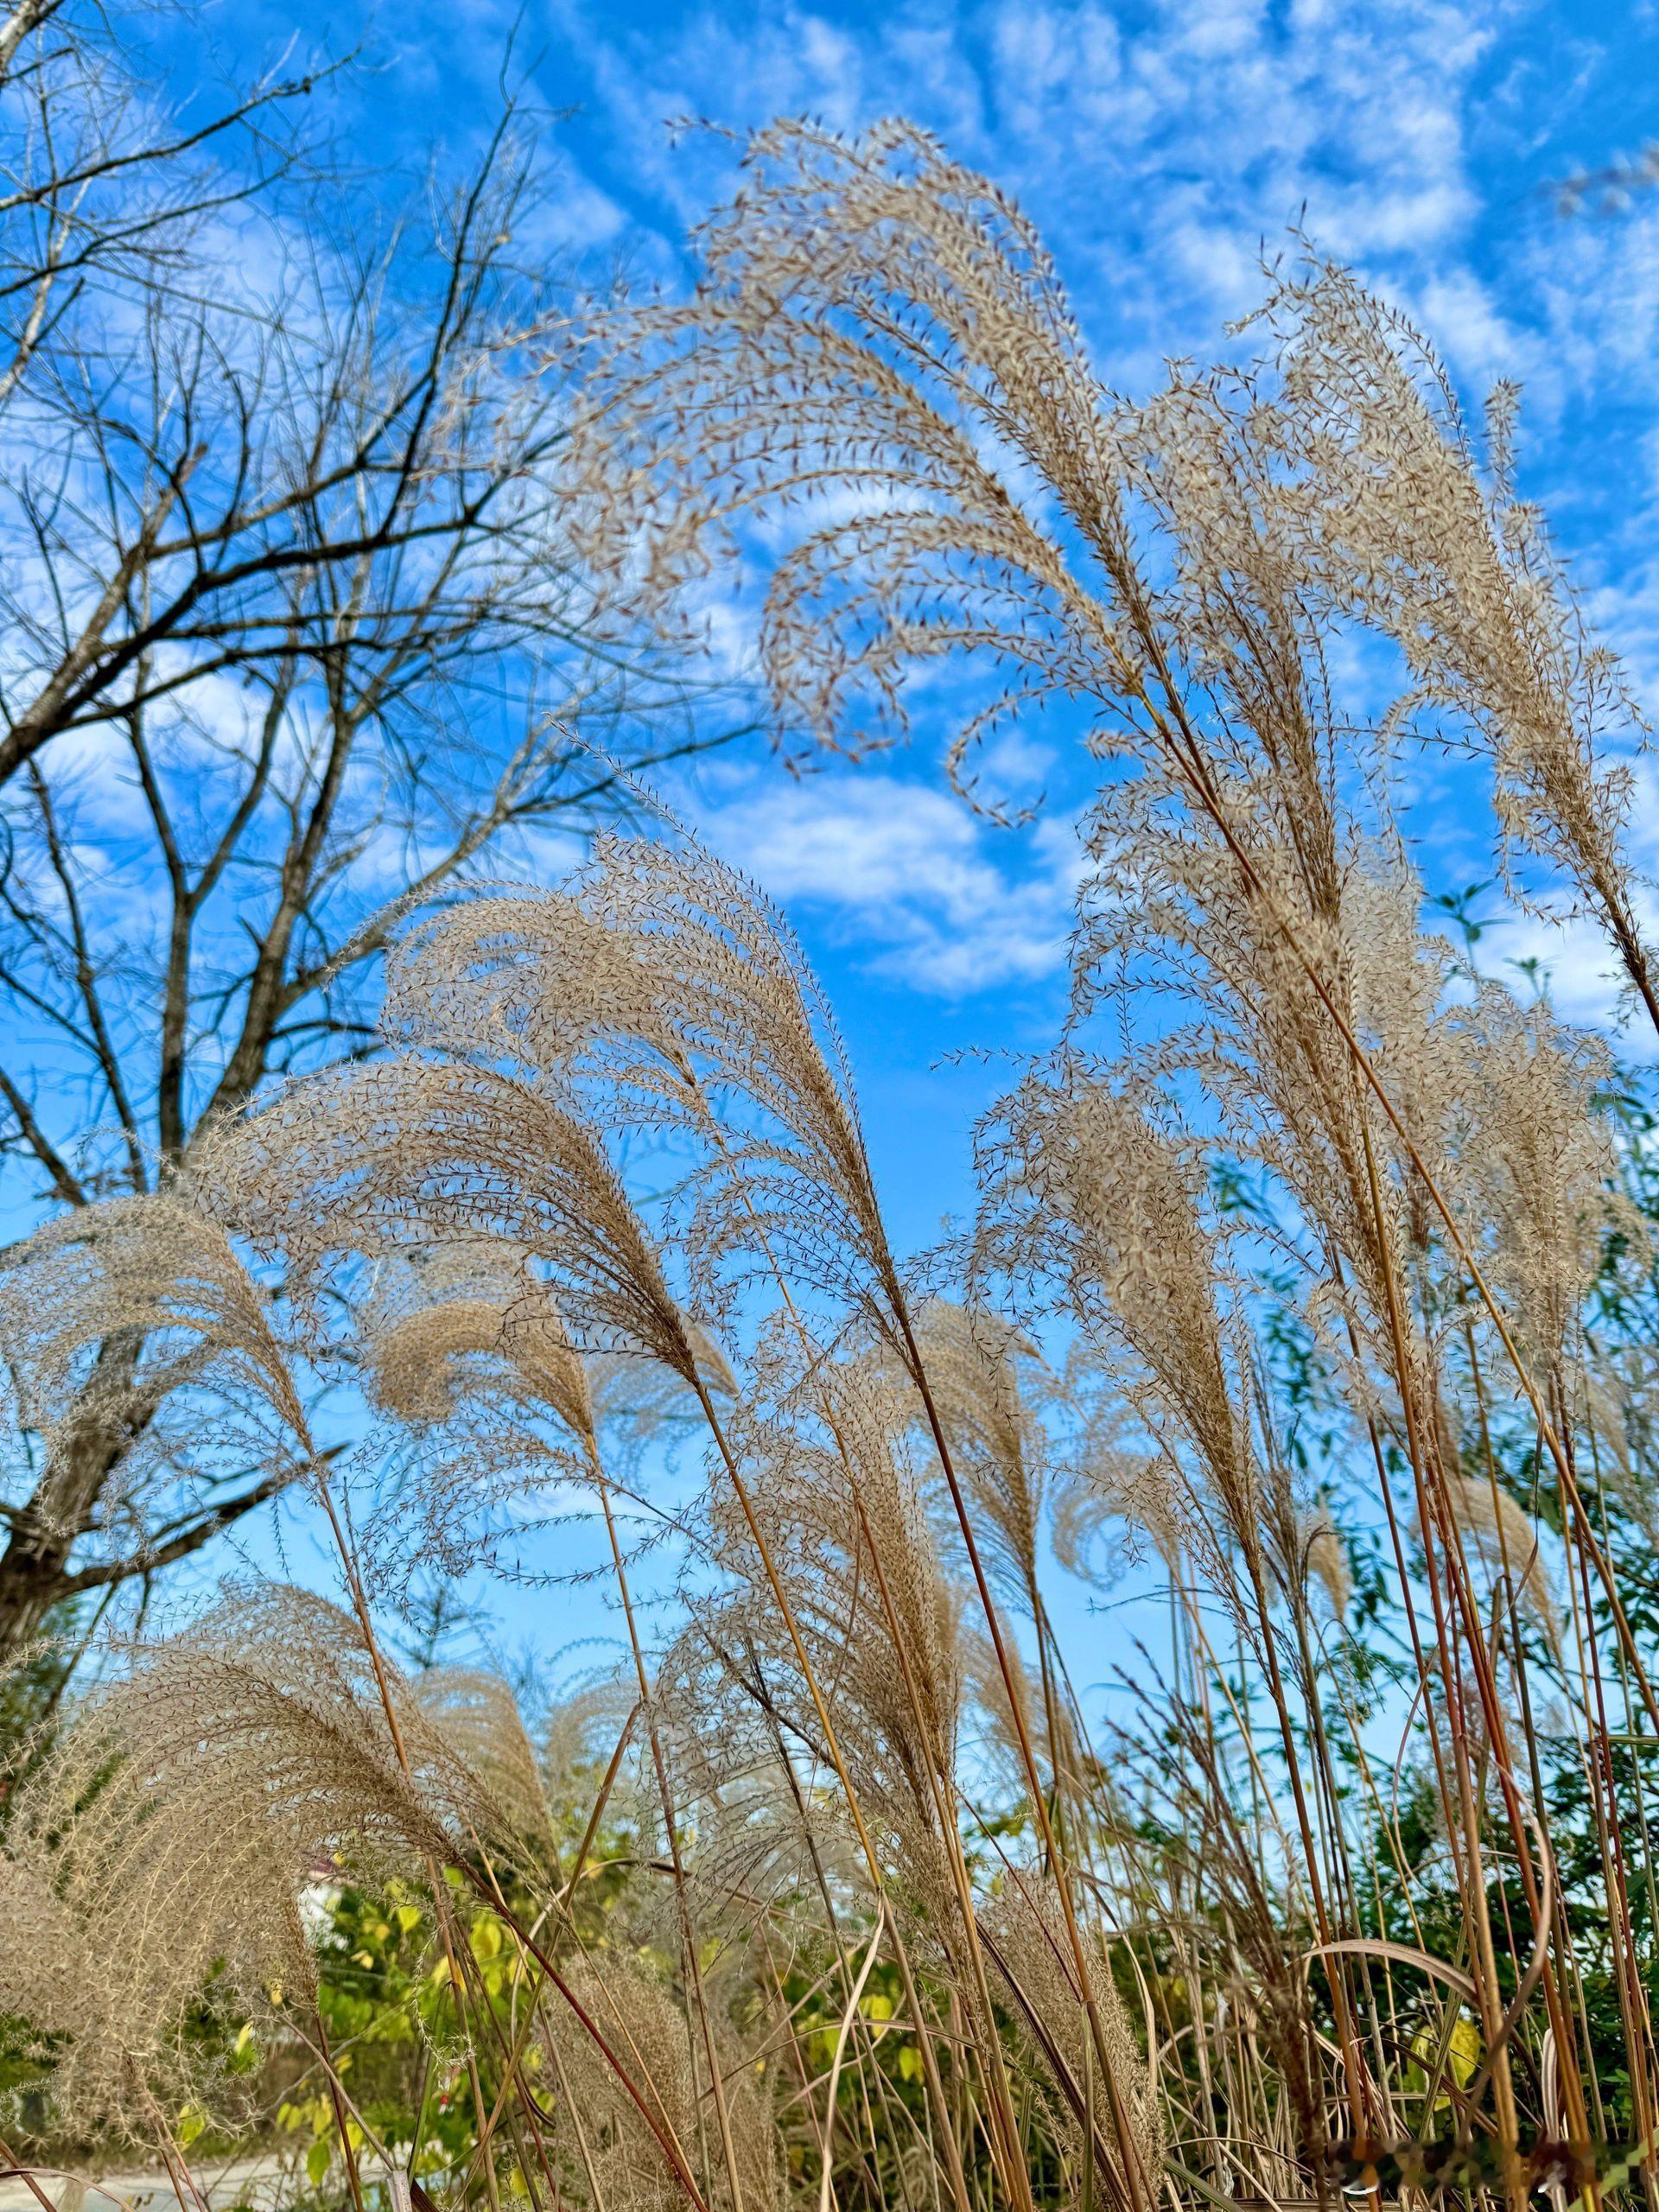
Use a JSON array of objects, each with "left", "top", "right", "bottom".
[
  {"left": 203, "top": 1056, "right": 702, "bottom": 1385},
  {"left": 1436, "top": 1475, "right": 1560, "bottom": 1648},
  {"left": 903, "top": 1300, "right": 1051, "bottom": 1619},
  {"left": 563, "top": 111, "right": 1648, "bottom": 1476},
  {"left": 381, "top": 836, "right": 897, "bottom": 1326},
  {"left": 0, "top": 1193, "right": 308, "bottom": 1440},
  {"left": 1452, "top": 986, "right": 1634, "bottom": 1379},
  {"left": 975, "top": 1070, "right": 1268, "bottom": 1605},
  {"left": 659, "top": 1338, "right": 963, "bottom": 1909},
  {"left": 975, "top": 1872, "right": 1164, "bottom": 2198},
  {"left": 561, "top": 120, "right": 1144, "bottom": 797},
  {"left": 361, "top": 1243, "right": 592, "bottom": 1437},
  {"left": 20, "top": 107, "right": 1659, "bottom": 2212},
  {"left": 0, "top": 1586, "right": 543, "bottom": 2134},
  {"left": 412, "top": 1664, "right": 561, "bottom": 1842},
  {"left": 1255, "top": 264, "right": 1659, "bottom": 1030},
  {"left": 0, "top": 1192, "right": 318, "bottom": 1553},
  {"left": 658, "top": 1332, "right": 1155, "bottom": 2212},
  {"left": 545, "top": 1948, "right": 783, "bottom": 2212},
  {"left": 353, "top": 1243, "right": 607, "bottom": 1592}
]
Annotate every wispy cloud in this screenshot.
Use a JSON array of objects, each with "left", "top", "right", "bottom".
[
  {"left": 693, "top": 767, "right": 1076, "bottom": 994},
  {"left": 545, "top": 0, "right": 1504, "bottom": 348}
]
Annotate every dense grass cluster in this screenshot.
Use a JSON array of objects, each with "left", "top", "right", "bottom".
[{"left": 6, "top": 117, "right": 1659, "bottom": 2212}]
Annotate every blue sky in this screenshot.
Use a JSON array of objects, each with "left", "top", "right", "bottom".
[{"left": 172, "top": 0, "right": 1659, "bottom": 1675}]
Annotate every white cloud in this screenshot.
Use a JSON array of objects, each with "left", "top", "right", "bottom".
[
  {"left": 1466, "top": 906, "right": 1646, "bottom": 1038},
  {"left": 694, "top": 769, "right": 1074, "bottom": 994},
  {"left": 545, "top": 0, "right": 1508, "bottom": 390},
  {"left": 1526, "top": 201, "right": 1659, "bottom": 402},
  {"left": 523, "top": 171, "right": 627, "bottom": 251},
  {"left": 1412, "top": 270, "right": 1535, "bottom": 389}
]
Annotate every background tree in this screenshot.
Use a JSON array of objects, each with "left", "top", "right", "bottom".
[
  {"left": 0, "top": 0, "right": 324, "bottom": 423},
  {"left": 0, "top": 10, "right": 736, "bottom": 1656}
]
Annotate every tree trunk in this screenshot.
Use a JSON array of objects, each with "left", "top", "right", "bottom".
[{"left": 0, "top": 1344, "right": 138, "bottom": 1662}]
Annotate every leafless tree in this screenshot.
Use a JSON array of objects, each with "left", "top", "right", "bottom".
[
  {"left": 0, "top": 0, "right": 324, "bottom": 418},
  {"left": 0, "top": 29, "right": 735, "bottom": 1655}
]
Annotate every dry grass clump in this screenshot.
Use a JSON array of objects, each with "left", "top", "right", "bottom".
[
  {"left": 547, "top": 1949, "right": 781, "bottom": 2212},
  {"left": 0, "top": 1586, "right": 537, "bottom": 2135},
  {"left": 11, "top": 110, "right": 1659, "bottom": 2212}
]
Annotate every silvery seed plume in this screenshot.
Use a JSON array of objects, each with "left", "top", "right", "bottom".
[
  {"left": 0, "top": 1192, "right": 315, "bottom": 1555},
  {"left": 362, "top": 1240, "right": 593, "bottom": 1436},
  {"left": 564, "top": 106, "right": 1650, "bottom": 1549},
  {"left": 357, "top": 1234, "right": 734, "bottom": 1604},
  {"left": 543, "top": 1666, "right": 641, "bottom": 1794},
  {"left": 545, "top": 1949, "right": 782, "bottom": 2212},
  {"left": 1327, "top": 859, "right": 1624, "bottom": 1403},
  {"left": 1433, "top": 1476, "right": 1560, "bottom": 1649},
  {"left": 900, "top": 1306, "right": 1098, "bottom": 1828},
  {"left": 1296, "top": 1507, "right": 1350, "bottom": 1624},
  {"left": 976, "top": 1071, "right": 1262, "bottom": 1576},
  {"left": 560, "top": 98, "right": 1639, "bottom": 1469},
  {"left": 0, "top": 1585, "right": 543, "bottom": 2133},
  {"left": 582, "top": 1326, "right": 740, "bottom": 1499},
  {"left": 1072, "top": 794, "right": 1416, "bottom": 1364},
  {"left": 365, "top": 1393, "right": 590, "bottom": 1600},
  {"left": 561, "top": 119, "right": 1142, "bottom": 797},
  {"left": 957, "top": 1621, "right": 1064, "bottom": 1800},
  {"left": 1073, "top": 808, "right": 1510, "bottom": 1472},
  {"left": 975, "top": 1874, "right": 1164, "bottom": 2195},
  {"left": 1342, "top": 859, "right": 1469, "bottom": 1233},
  {"left": 976, "top": 1071, "right": 1347, "bottom": 1654},
  {"left": 569, "top": 114, "right": 1658, "bottom": 1078},
  {"left": 1048, "top": 1450, "right": 1185, "bottom": 1591},
  {"left": 1259, "top": 262, "right": 1658, "bottom": 1024},
  {"left": 204, "top": 1056, "right": 702, "bottom": 1383},
  {"left": 383, "top": 835, "right": 900, "bottom": 1325},
  {"left": 412, "top": 1664, "right": 556, "bottom": 1840},
  {"left": 1121, "top": 362, "right": 1345, "bottom": 925},
  {"left": 904, "top": 1300, "right": 1052, "bottom": 1619},
  {"left": 351, "top": 1240, "right": 609, "bottom": 1594},
  {"left": 1451, "top": 986, "right": 1631, "bottom": 1381},
  {"left": 1046, "top": 1351, "right": 1186, "bottom": 1586},
  {"left": 770, "top": 1345, "right": 963, "bottom": 1858},
  {"left": 560, "top": 114, "right": 1382, "bottom": 925},
  {"left": 643, "top": 1635, "right": 864, "bottom": 1937},
  {"left": 660, "top": 1342, "right": 962, "bottom": 1919}
]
